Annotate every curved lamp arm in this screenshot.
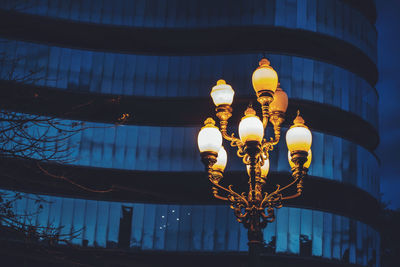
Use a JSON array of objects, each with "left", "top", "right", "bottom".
[
  {"left": 208, "top": 176, "right": 249, "bottom": 207},
  {"left": 215, "top": 105, "right": 243, "bottom": 147}
]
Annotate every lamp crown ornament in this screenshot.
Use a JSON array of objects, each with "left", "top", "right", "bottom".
[
  {"left": 203, "top": 117, "right": 217, "bottom": 128},
  {"left": 211, "top": 79, "right": 235, "bottom": 107},
  {"left": 197, "top": 58, "right": 312, "bottom": 267},
  {"left": 258, "top": 58, "right": 270, "bottom": 67},
  {"left": 244, "top": 105, "right": 257, "bottom": 116},
  {"left": 292, "top": 110, "right": 306, "bottom": 127},
  {"left": 216, "top": 79, "right": 226, "bottom": 85}
]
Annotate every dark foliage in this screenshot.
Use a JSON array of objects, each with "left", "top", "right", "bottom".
[{"left": 380, "top": 205, "right": 400, "bottom": 267}]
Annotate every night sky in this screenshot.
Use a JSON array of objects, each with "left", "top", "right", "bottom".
[{"left": 376, "top": 1, "right": 400, "bottom": 209}]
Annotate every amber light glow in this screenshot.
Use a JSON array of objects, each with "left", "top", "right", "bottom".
[
  {"left": 286, "top": 112, "right": 312, "bottom": 153},
  {"left": 197, "top": 58, "right": 313, "bottom": 266},
  {"left": 213, "top": 147, "right": 227, "bottom": 172},
  {"left": 210, "top": 79, "right": 235, "bottom": 106},
  {"left": 252, "top": 58, "right": 278, "bottom": 95},
  {"left": 238, "top": 107, "right": 264, "bottom": 143},
  {"left": 269, "top": 85, "right": 288, "bottom": 113},
  {"left": 260, "top": 158, "right": 270, "bottom": 178}
]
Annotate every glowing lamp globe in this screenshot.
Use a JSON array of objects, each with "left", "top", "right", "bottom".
[
  {"left": 286, "top": 112, "right": 312, "bottom": 152},
  {"left": 212, "top": 147, "right": 227, "bottom": 172},
  {"left": 288, "top": 150, "right": 312, "bottom": 169},
  {"left": 252, "top": 58, "right": 278, "bottom": 95},
  {"left": 210, "top": 80, "right": 235, "bottom": 106},
  {"left": 239, "top": 107, "right": 264, "bottom": 143},
  {"left": 260, "top": 158, "right": 270, "bottom": 178},
  {"left": 269, "top": 85, "right": 288, "bottom": 113},
  {"left": 197, "top": 118, "right": 222, "bottom": 153}
]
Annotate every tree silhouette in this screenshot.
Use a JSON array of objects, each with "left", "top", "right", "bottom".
[{"left": 379, "top": 203, "right": 400, "bottom": 267}]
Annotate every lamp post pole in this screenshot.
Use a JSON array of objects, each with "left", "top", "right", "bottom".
[{"left": 197, "top": 58, "right": 313, "bottom": 267}]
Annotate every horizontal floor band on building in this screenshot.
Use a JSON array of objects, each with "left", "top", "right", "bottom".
[
  {"left": 0, "top": 157, "right": 380, "bottom": 226},
  {"left": 0, "top": 244, "right": 375, "bottom": 267},
  {"left": 0, "top": 189, "right": 379, "bottom": 266},
  {"left": 0, "top": 80, "right": 379, "bottom": 152},
  {"left": 0, "top": 117, "right": 379, "bottom": 198},
  {"left": 0, "top": 9, "right": 377, "bottom": 86},
  {"left": 0, "top": 243, "right": 376, "bottom": 267},
  {"left": 0, "top": 0, "right": 377, "bottom": 63},
  {"left": 0, "top": 40, "right": 379, "bottom": 129}
]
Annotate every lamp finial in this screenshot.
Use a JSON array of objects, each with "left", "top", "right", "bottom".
[
  {"left": 293, "top": 110, "right": 305, "bottom": 126},
  {"left": 259, "top": 58, "right": 270, "bottom": 66},
  {"left": 216, "top": 79, "right": 226, "bottom": 85},
  {"left": 204, "top": 117, "right": 216, "bottom": 126},
  {"left": 244, "top": 105, "right": 257, "bottom": 116}
]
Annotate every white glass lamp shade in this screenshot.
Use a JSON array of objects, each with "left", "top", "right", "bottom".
[
  {"left": 286, "top": 126, "right": 312, "bottom": 152},
  {"left": 239, "top": 110, "right": 264, "bottom": 143},
  {"left": 269, "top": 86, "right": 288, "bottom": 113},
  {"left": 288, "top": 150, "right": 312, "bottom": 169},
  {"left": 197, "top": 118, "right": 222, "bottom": 153},
  {"left": 286, "top": 112, "right": 312, "bottom": 152},
  {"left": 260, "top": 158, "right": 270, "bottom": 178},
  {"left": 212, "top": 147, "right": 227, "bottom": 172},
  {"left": 252, "top": 58, "right": 278, "bottom": 94},
  {"left": 210, "top": 80, "right": 235, "bottom": 106}
]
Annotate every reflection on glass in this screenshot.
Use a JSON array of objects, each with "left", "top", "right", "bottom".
[
  {"left": 0, "top": 39, "right": 377, "bottom": 127},
  {"left": 1, "top": 185, "right": 379, "bottom": 266},
  {"left": 1, "top": 0, "right": 376, "bottom": 61}
]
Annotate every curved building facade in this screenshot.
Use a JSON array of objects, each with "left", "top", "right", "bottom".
[{"left": 0, "top": 1, "right": 379, "bottom": 266}]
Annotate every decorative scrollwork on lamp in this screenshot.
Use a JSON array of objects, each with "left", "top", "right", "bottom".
[{"left": 197, "top": 58, "right": 313, "bottom": 266}]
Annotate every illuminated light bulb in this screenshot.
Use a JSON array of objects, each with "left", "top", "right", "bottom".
[
  {"left": 212, "top": 147, "right": 227, "bottom": 172},
  {"left": 252, "top": 58, "right": 278, "bottom": 95},
  {"left": 197, "top": 118, "right": 222, "bottom": 153},
  {"left": 210, "top": 79, "right": 235, "bottom": 106},
  {"left": 260, "top": 158, "right": 270, "bottom": 178},
  {"left": 238, "top": 106, "right": 264, "bottom": 143},
  {"left": 286, "top": 111, "right": 312, "bottom": 153},
  {"left": 269, "top": 85, "right": 288, "bottom": 113}
]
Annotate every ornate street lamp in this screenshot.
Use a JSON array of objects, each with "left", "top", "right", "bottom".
[{"left": 197, "top": 58, "right": 312, "bottom": 266}]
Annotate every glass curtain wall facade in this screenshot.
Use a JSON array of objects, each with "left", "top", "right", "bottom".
[
  {"left": 2, "top": 189, "right": 380, "bottom": 265},
  {"left": 2, "top": 0, "right": 377, "bottom": 62},
  {"left": 0, "top": 40, "right": 378, "bottom": 128},
  {"left": 0, "top": 0, "right": 379, "bottom": 266}
]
